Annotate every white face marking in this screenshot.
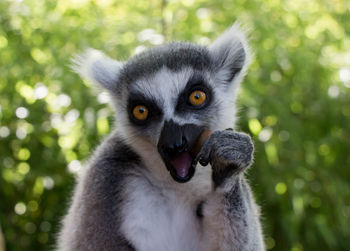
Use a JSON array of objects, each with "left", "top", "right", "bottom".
[{"left": 131, "top": 67, "right": 192, "bottom": 121}]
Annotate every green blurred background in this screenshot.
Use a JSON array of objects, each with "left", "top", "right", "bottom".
[{"left": 1, "top": 0, "right": 349, "bottom": 250}]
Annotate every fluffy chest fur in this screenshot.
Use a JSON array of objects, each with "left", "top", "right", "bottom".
[{"left": 121, "top": 165, "right": 212, "bottom": 251}]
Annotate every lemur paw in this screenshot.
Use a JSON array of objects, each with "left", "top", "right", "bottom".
[{"left": 196, "top": 129, "right": 254, "bottom": 187}]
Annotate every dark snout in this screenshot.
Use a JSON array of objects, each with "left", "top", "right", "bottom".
[{"left": 157, "top": 120, "right": 204, "bottom": 183}]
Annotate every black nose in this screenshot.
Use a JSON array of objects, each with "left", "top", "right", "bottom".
[
  {"left": 164, "top": 136, "right": 187, "bottom": 156},
  {"left": 157, "top": 120, "right": 189, "bottom": 158}
]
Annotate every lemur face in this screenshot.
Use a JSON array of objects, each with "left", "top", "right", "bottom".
[
  {"left": 125, "top": 62, "right": 218, "bottom": 182},
  {"left": 74, "top": 24, "right": 250, "bottom": 182}
]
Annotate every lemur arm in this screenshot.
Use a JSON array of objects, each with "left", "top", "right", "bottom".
[
  {"left": 197, "top": 130, "right": 265, "bottom": 251},
  {"left": 57, "top": 134, "right": 136, "bottom": 251}
]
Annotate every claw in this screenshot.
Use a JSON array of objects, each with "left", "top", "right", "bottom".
[
  {"left": 199, "top": 157, "right": 209, "bottom": 166},
  {"left": 194, "top": 154, "right": 209, "bottom": 167}
]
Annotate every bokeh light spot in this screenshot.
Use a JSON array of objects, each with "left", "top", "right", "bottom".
[
  {"left": 265, "top": 237, "right": 275, "bottom": 249},
  {"left": 17, "top": 162, "right": 30, "bottom": 175},
  {"left": 263, "top": 115, "right": 277, "bottom": 126},
  {"left": 318, "top": 144, "right": 330, "bottom": 156},
  {"left": 339, "top": 67, "right": 350, "bottom": 87},
  {"left": 134, "top": 45, "right": 147, "bottom": 55},
  {"left": 0, "top": 126, "right": 10, "bottom": 138},
  {"left": 258, "top": 127, "right": 273, "bottom": 142},
  {"left": 290, "top": 102, "right": 303, "bottom": 113},
  {"left": 137, "top": 29, "right": 164, "bottom": 45},
  {"left": 56, "top": 94, "right": 72, "bottom": 107},
  {"left": 97, "top": 92, "right": 110, "bottom": 104},
  {"left": 33, "top": 177, "right": 44, "bottom": 196},
  {"left": 34, "top": 83, "right": 48, "bottom": 99},
  {"left": 275, "top": 182, "right": 287, "bottom": 195},
  {"left": 68, "top": 160, "right": 82, "bottom": 174},
  {"left": 38, "top": 232, "right": 48, "bottom": 244},
  {"left": 196, "top": 8, "right": 210, "bottom": 19},
  {"left": 64, "top": 109, "right": 80, "bottom": 123},
  {"left": 16, "top": 127, "right": 27, "bottom": 139},
  {"left": 24, "top": 222, "right": 37, "bottom": 234},
  {"left": 328, "top": 85, "right": 340, "bottom": 98},
  {"left": 248, "top": 118, "right": 262, "bottom": 135},
  {"left": 30, "top": 48, "right": 50, "bottom": 64},
  {"left": 43, "top": 176, "right": 55, "bottom": 190},
  {"left": 97, "top": 117, "right": 109, "bottom": 135},
  {"left": 40, "top": 221, "right": 51, "bottom": 232},
  {"left": 293, "top": 197, "right": 304, "bottom": 215},
  {"left": 0, "top": 36, "right": 8, "bottom": 48},
  {"left": 270, "top": 71, "right": 282, "bottom": 82},
  {"left": 14, "top": 202, "right": 26, "bottom": 215},
  {"left": 17, "top": 148, "right": 31, "bottom": 161},
  {"left": 294, "top": 178, "right": 305, "bottom": 189},
  {"left": 265, "top": 143, "right": 279, "bottom": 165},
  {"left": 291, "top": 243, "right": 304, "bottom": 251},
  {"left": 16, "top": 107, "right": 29, "bottom": 119},
  {"left": 28, "top": 200, "right": 39, "bottom": 212}
]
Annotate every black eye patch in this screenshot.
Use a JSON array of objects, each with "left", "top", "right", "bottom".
[
  {"left": 127, "top": 93, "right": 163, "bottom": 126},
  {"left": 175, "top": 71, "right": 212, "bottom": 112}
]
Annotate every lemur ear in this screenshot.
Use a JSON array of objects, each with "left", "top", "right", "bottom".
[
  {"left": 209, "top": 23, "right": 251, "bottom": 88},
  {"left": 72, "top": 49, "right": 123, "bottom": 92}
]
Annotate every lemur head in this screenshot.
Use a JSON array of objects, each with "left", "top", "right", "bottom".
[{"left": 74, "top": 23, "right": 251, "bottom": 183}]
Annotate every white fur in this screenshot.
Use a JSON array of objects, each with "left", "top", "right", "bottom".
[
  {"left": 120, "top": 150, "right": 213, "bottom": 251},
  {"left": 131, "top": 67, "right": 197, "bottom": 123},
  {"left": 71, "top": 48, "right": 123, "bottom": 91}
]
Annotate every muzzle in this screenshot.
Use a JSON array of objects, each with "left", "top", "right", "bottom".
[{"left": 157, "top": 120, "right": 204, "bottom": 183}]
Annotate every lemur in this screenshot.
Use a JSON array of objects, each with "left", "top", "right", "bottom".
[{"left": 58, "top": 23, "right": 265, "bottom": 251}]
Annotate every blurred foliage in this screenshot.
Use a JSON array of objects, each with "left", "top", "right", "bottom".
[{"left": 0, "top": 0, "right": 350, "bottom": 250}]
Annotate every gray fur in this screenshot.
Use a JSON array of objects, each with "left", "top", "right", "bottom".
[
  {"left": 58, "top": 133, "right": 139, "bottom": 250},
  {"left": 119, "top": 42, "right": 211, "bottom": 87},
  {"left": 197, "top": 130, "right": 254, "bottom": 186},
  {"left": 72, "top": 49, "right": 123, "bottom": 92},
  {"left": 59, "top": 23, "right": 264, "bottom": 251},
  {"left": 197, "top": 130, "right": 264, "bottom": 250}
]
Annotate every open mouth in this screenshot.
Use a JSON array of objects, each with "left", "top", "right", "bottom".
[{"left": 168, "top": 151, "right": 196, "bottom": 183}]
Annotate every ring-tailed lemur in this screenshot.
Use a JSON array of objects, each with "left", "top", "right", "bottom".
[{"left": 58, "top": 23, "right": 265, "bottom": 251}]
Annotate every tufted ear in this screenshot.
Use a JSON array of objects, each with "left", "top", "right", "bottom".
[
  {"left": 71, "top": 49, "right": 123, "bottom": 92},
  {"left": 209, "top": 23, "right": 252, "bottom": 89}
]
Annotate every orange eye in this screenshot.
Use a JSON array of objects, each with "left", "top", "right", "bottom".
[
  {"left": 189, "top": 90, "right": 206, "bottom": 106},
  {"left": 132, "top": 105, "right": 149, "bottom": 121}
]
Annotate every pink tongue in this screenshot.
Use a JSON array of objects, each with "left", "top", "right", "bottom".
[{"left": 170, "top": 152, "right": 192, "bottom": 178}]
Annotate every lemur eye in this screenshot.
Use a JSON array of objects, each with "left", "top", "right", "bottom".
[
  {"left": 189, "top": 90, "right": 206, "bottom": 107},
  {"left": 133, "top": 105, "right": 149, "bottom": 121}
]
